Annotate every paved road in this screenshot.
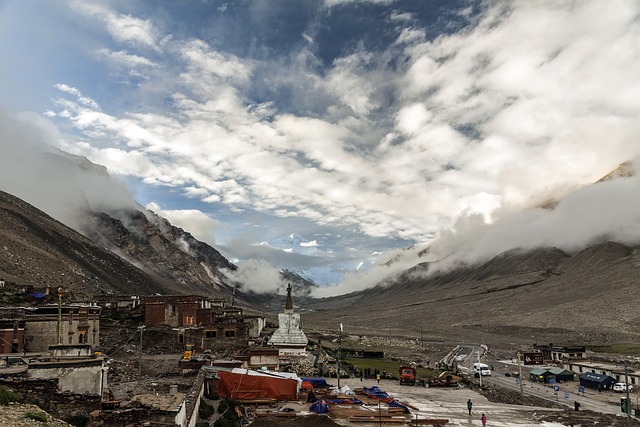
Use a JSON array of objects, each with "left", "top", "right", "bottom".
[
  {"left": 485, "top": 372, "right": 623, "bottom": 415},
  {"left": 451, "top": 344, "right": 637, "bottom": 419}
]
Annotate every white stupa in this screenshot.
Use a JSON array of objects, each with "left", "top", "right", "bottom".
[{"left": 268, "top": 283, "right": 308, "bottom": 358}]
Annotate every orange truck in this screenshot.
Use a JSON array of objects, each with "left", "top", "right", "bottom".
[{"left": 399, "top": 366, "right": 416, "bottom": 385}]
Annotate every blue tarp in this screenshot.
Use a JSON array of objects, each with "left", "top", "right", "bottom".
[
  {"left": 302, "top": 378, "right": 332, "bottom": 388},
  {"left": 310, "top": 400, "right": 329, "bottom": 413},
  {"left": 389, "top": 400, "right": 410, "bottom": 413},
  {"left": 363, "top": 386, "right": 390, "bottom": 399},
  {"left": 363, "top": 386, "right": 410, "bottom": 413},
  {"left": 28, "top": 292, "right": 47, "bottom": 299}
]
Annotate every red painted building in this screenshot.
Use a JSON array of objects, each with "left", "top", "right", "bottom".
[
  {"left": 0, "top": 318, "right": 25, "bottom": 353},
  {"left": 144, "top": 295, "right": 214, "bottom": 327}
]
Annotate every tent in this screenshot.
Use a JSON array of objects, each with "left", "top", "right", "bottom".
[
  {"left": 529, "top": 368, "right": 555, "bottom": 383},
  {"left": 218, "top": 370, "right": 298, "bottom": 400},
  {"left": 579, "top": 372, "right": 616, "bottom": 390},
  {"left": 547, "top": 367, "right": 574, "bottom": 382}
]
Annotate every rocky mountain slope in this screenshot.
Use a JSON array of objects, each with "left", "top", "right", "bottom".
[
  {"left": 80, "top": 208, "right": 236, "bottom": 297},
  {"left": 302, "top": 241, "right": 640, "bottom": 347},
  {"left": 0, "top": 189, "right": 167, "bottom": 299}
]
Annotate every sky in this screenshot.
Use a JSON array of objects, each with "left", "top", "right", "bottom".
[{"left": 1, "top": 0, "right": 640, "bottom": 296}]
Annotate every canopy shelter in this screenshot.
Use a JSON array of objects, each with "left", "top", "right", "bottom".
[{"left": 579, "top": 372, "right": 616, "bottom": 390}]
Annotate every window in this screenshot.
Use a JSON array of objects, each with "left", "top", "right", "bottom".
[
  {"left": 579, "top": 367, "right": 583, "bottom": 373},
  {"left": 206, "top": 331, "right": 216, "bottom": 338},
  {"left": 224, "top": 330, "right": 236, "bottom": 338},
  {"left": 178, "top": 334, "right": 184, "bottom": 344},
  {"left": 183, "top": 315, "right": 195, "bottom": 326}
]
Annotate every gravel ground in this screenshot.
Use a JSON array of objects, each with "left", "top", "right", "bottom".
[{"left": 0, "top": 403, "right": 72, "bottom": 427}]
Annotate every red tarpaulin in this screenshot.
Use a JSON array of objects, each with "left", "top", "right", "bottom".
[{"left": 217, "top": 371, "right": 298, "bottom": 400}]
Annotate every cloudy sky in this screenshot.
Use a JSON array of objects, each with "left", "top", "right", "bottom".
[{"left": 1, "top": 0, "right": 640, "bottom": 295}]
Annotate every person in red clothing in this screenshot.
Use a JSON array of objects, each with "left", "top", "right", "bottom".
[{"left": 481, "top": 413, "right": 487, "bottom": 426}]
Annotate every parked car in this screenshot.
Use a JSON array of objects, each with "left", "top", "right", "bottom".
[{"left": 613, "top": 383, "right": 634, "bottom": 392}]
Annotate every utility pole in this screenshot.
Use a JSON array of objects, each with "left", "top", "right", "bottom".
[
  {"left": 477, "top": 350, "right": 483, "bottom": 387},
  {"left": 625, "top": 362, "right": 631, "bottom": 427},
  {"left": 56, "top": 287, "right": 63, "bottom": 345},
  {"left": 337, "top": 323, "right": 343, "bottom": 388},
  {"left": 138, "top": 325, "right": 146, "bottom": 381},
  {"left": 517, "top": 352, "right": 524, "bottom": 396}
]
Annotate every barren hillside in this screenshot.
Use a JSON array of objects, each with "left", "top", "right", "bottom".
[{"left": 301, "top": 243, "right": 640, "bottom": 348}]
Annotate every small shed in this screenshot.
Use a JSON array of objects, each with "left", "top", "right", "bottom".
[
  {"left": 579, "top": 372, "right": 616, "bottom": 390},
  {"left": 548, "top": 367, "right": 574, "bottom": 382},
  {"left": 529, "top": 368, "right": 555, "bottom": 383}
]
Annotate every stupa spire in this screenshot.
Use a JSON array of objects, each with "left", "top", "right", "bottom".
[{"left": 285, "top": 283, "right": 293, "bottom": 311}]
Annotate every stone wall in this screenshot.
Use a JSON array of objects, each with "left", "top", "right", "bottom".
[
  {"left": 175, "top": 368, "right": 206, "bottom": 427},
  {"left": 27, "top": 359, "right": 106, "bottom": 395}
]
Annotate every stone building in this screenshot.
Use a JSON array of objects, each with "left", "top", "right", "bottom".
[
  {"left": 533, "top": 343, "right": 587, "bottom": 361},
  {"left": 146, "top": 295, "right": 265, "bottom": 350},
  {"left": 0, "top": 305, "right": 101, "bottom": 354},
  {"left": 94, "top": 295, "right": 141, "bottom": 311},
  {"left": 267, "top": 284, "right": 308, "bottom": 359},
  {"left": 180, "top": 307, "right": 251, "bottom": 349},
  {"left": 237, "top": 348, "right": 280, "bottom": 371}
]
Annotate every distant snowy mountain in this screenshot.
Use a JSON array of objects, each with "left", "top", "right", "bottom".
[
  {"left": 261, "top": 232, "right": 320, "bottom": 256},
  {"left": 260, "top": 232, "right": 376, "bottom": 285}
]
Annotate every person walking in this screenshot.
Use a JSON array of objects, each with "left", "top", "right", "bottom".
[
  {"left": 574, "top": 400, "right": 580, "bottom": 411},
  {"left": 467, "top": 399, "right": 473, "bottom": 415},
  {"left": 376, "top": 372, "right": 381, "bottom": 384},
  {"left": 481, "top": 413, "right": 487, "bottom": 427}
]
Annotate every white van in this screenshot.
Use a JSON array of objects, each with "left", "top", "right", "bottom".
[{"left": 473, "top": 363, "right": 492, "bottom": 377}]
